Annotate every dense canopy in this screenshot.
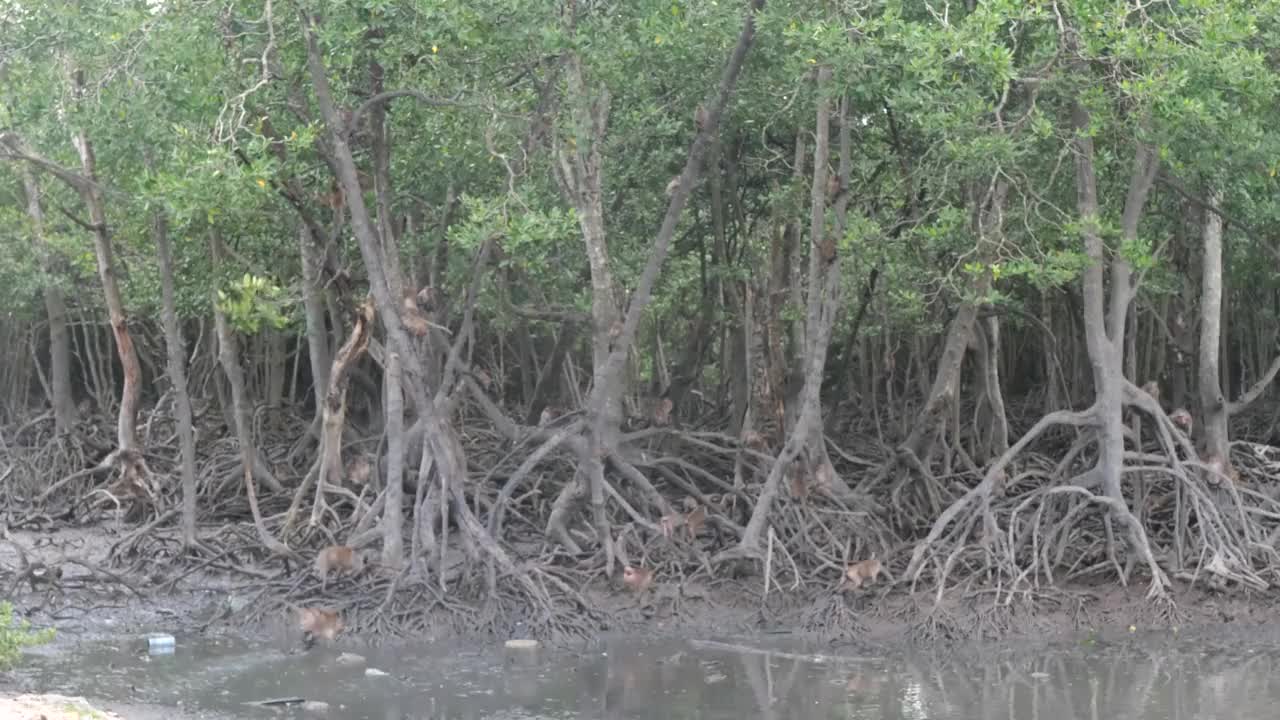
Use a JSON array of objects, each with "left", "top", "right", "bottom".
[{"left": 3, "top": 0, "right": 1280, "bottom": 640}]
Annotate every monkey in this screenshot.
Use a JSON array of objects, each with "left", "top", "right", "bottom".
[
  {"left": 813, "top": 460, "right": 836, "bottom": 495},
  {"left": 665, "top": 175, "right": 681, "bottom": 198},
  {"left": 788, "top": 465, "right": 810, "bottom": 499},
  {"left": 694, "top": 104, "right": 709, "bottom": 131},
  {"left": 658, "top": 511, "right": 684, "bottom": 538},
  {"left": 345, "top": 455, "right": 372, "bottom": 487},
  {"left": 621, "top": 565, "right": 654, "bottom": 593},
  {"left": 538, "top": 406, "right": 561, "bottom": 426},
  {"left": 416, "top": 285, "right": 441, "bottom": 312},
  {"left": 401, "top": 289, "right": 430, "bottom": 337},
  {"left": 842, "top": 558, "right": 882, "bottom": 591},
  {"left": 1205, "top": 454, "right": 1240, "bottom": 485},
  {"left": 315, "top": 545, "right": 365, "bottom": 590},
  {"left": 684, "top": 504, "right": 707, "bottom": 541},
  {"left": 652, "top": 397, "right": 674, "bottom": 427},
  {"left": 296, "top": 606, "right": 344, "bottom": 649},
  {"left": 321, "top": 178, "right": 345, "bottom": 211},
  {"left": 1170, "top": 408, "right": 1192, "bottom": 434},
  {"left": 817, "top": 235, "right": 837, "bottom": 264}
]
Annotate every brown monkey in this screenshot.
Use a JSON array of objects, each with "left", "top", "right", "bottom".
[
  {"left": 684, "top": 504, "right": 707, "bottom": 540},
  {"left": 622, "top": 565, "right": 654, "bottom": 593},
  {"left": 345, "top": 455, "right": 372, "bottom": 487},
  {"left": 401, "top": 289, "right": 430, "bottom": 336},
  {"left": 842, "top": 558, "right": 882, "bottom": 591},
  {"left": 652, "top": 397, "right": 674, "bottom": 426},
  {"left": 694, "top": 104, "right": 709, "bottom": 131},
  {"left": 297, "top": 606, "right": 344, "bottom": 647},
  {"left": 315, "top": 545, "right": 365, "bottom": 590},
  {"left": 658, "top": 512, "right": 684, "bottom": 538}
]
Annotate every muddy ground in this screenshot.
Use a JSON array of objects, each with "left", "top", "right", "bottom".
[
  {"left": 3, "top": 520, "right": 1279, "bottom": 719},
  {"left": 3, "top": 521, "right": 1275, "bottom": 649}
]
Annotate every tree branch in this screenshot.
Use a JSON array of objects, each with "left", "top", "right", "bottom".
[
  {"left": 1228, "top": 351, "right": 1280, "bottom": 416},
  {"left": 348, "top": 89, "right": 470, "bottom": 135}
]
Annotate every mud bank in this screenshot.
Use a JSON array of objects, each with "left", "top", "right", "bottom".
[
  {"left": 0, "top": 692, "right": 242, "bottom": 720},
  {"left": 5, "top": 522, "right": 1277, "bottom": 656}
]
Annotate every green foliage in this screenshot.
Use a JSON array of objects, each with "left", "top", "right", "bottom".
[
  {"left": 3, "top": 0, "right": 1280, "bottom": 407},
  {"left": 0, "top": 602, "right": 55, "bottom": 671},
  {"left": 216, "top": 273, "right": 293, "bottom": 334}
]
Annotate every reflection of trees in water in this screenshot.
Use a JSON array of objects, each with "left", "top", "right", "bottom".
[
  {"left": 904, "top": 647, "right": 1280, "bottom": 720},
  {"left": 583, "top": 641, "right": 1280, "bottom": 719}
]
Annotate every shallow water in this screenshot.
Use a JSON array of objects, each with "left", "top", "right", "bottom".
[{"left": 15, "top": 629, "right": 1280, "bottom": 719}]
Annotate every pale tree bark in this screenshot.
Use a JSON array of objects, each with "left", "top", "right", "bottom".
[
  {"left": 546, "top": 0, "right": 766, "bottom": 569},
  {"left": 1072, "top": 99, "right": 1167, "bottom": 591},
  {"left": 210, "top": 231, "right": 293, "bottom": 558},
  {"left": 365, "top": 44, "right": 406, "bottom": 299},
  {"left": 973, "top": 313, "right": 1010, "bottom": 462},
  {"left": 70, "top": 70, "right": 142, "bottom": 454},
  {"left": 722, "top": 69, "right": 849, "bottom": 559},
  {"left": 284, "top": 298, "right": 373, "bottom": 533},
  {"left": 1194, "top": 189, "right": 1280, "bottom": 482},
  {"left": 18, "top": 165, "right": 78, "bottom": 433},
  {"left": 553, "top": 53, "right": 623, "bottom": 447},
  {"left": 298, "top": 224, "right": 333, "bottom": 416},
  {"left": 1191, "top": 192, "right": 1280, "bottom": 477},
  {"left": 906, "top": 103, "right": 1171, "bottom": 596},
  {"left": 153, "top": 206, "right": 199, "bottom": 547},
  {"left": 301, "top": 9, "right": 508, "bottom": 584},
  {"left": 2, "top": 75, "right": 145, "bottom": 486},
  {"left": 1197, "top": 190, "right": 1229, "bottom": 478},
  {"left": 865, "top": 176, "right": 1007, "bottom": 489},
  {"left": 383, "top": 350, "right": 405, "bottom": 569}
]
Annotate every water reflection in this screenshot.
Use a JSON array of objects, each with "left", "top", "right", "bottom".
[{"left": 13, "top": 631, "right": 1280, "bottom": 718}]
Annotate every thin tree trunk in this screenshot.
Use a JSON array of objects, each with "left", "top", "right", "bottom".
[
  {"left": 368, "top": 52, "right": 405, "bottom": 299},
  {"left": 553, "top": 52, "right": 624, "bottom": 449},
  {"left": 210, "top": 231, "right": 291, "bottom": 556},
  {"left": 300, "top": 9, "right": 472, "bottom": 565},
  {"left": 154, "top": 205, "right": 199, "bottom": 547},
  {"left": 1198, "top": 189, "right": 1230, "bottom": 478},
  {"left": 383, "top": 350, "right": 405, "bottom": 569},
  {"left": 19, "top": 165, "right": 77, "bottom": 433},
  {"left": 724, "top": 68, "right": 844, "bottom": 557},
  {"left": 1072, "top": 97, "right": 1165, "bottom": 589},
  {"left": 70, "top": 70, "right": 141, "bottom": 453},
  {"left": 868, "top": 178, "right": 1006, "bottom": 487},
  {"left": 299, "top": 224, "right": 333, "bottom": 416}
]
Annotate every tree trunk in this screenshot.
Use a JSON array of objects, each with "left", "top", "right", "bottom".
[
  {"left": 210, "top": 231, "right": 291, "bottom": 556},
  {"left": 19, "top": 165, "right": 77, "bottom": 433},
  {"left": 724, "top": 68, "right": 845, "bottom": 558},
  {"left": 873, "top": 177, "right": 1006, "bottom": 485},
  {"left": 1072, "top": 98, "right": 1164, "bottom": 588},
  {"left": 553, "top": 53, "right": 624, "bottom": 449},
  {"left": 383, "top": 350, "right": 405, "bottom": 569},
  {"left": 300, "top": 9, "right": 470, "bottom": 546},
  {"left": 1198, "top": 190, "right": 1230, "bottom": 479},
  {"left": 70, "top": 71, "right": 141, "bottom": 452},
  {"left": 368, "top": 53, "right": 406, "bottom": 299},
  {"left": 299, "top": 224, "right": 333, "bottom": 416},
  {"left": 153, "top": 206, "right": 199, "bottom": 547},
  {"left": 569, "top": 0, "right": 766, "bottom": 568}
]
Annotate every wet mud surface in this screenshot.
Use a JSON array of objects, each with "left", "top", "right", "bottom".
[{"left": 5, "top": 523, "right": 1280, "bottom": 718}]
